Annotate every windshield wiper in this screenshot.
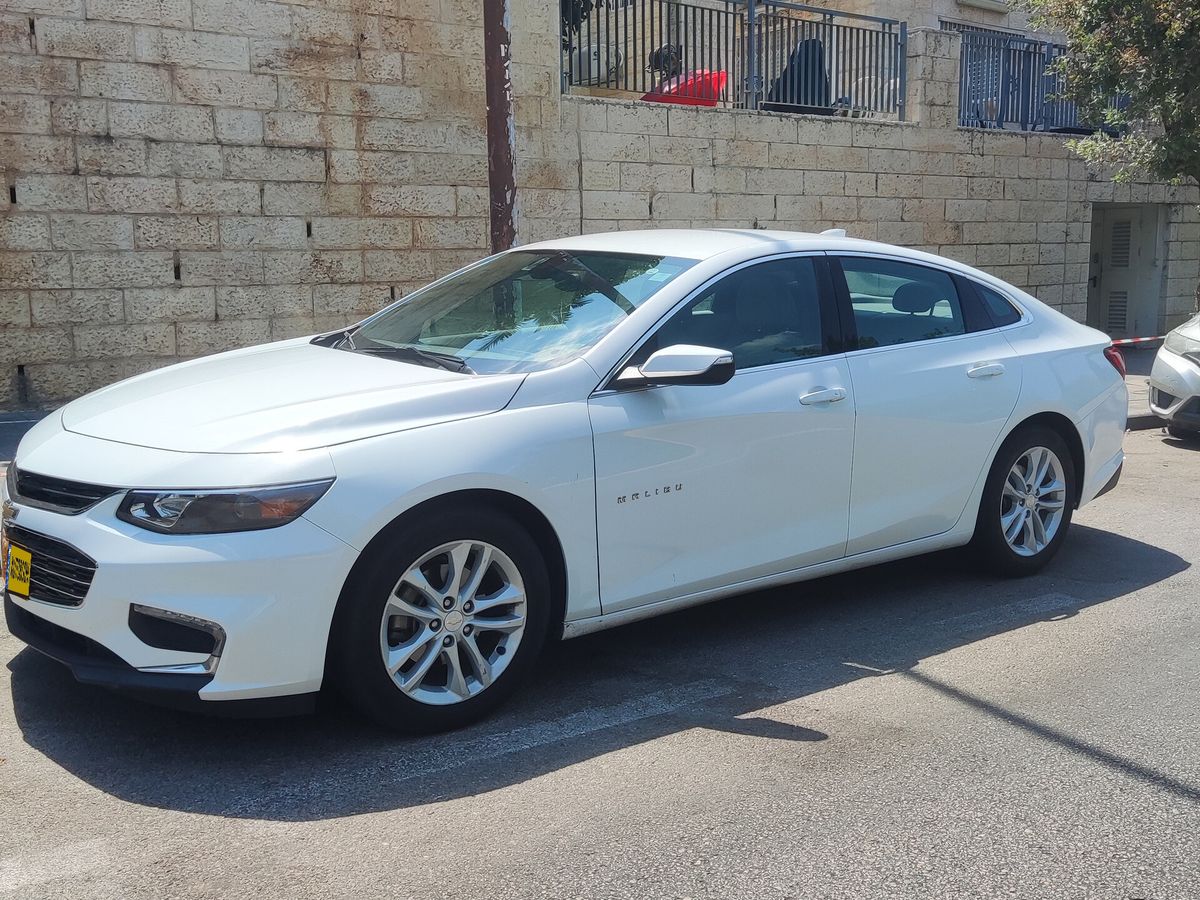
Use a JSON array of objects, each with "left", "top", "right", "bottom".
[
  {"left": 311, "top": 326, "right": 357, "bottom": 349},
  {"left": 354, "top": 345, "right": 475, "bottom": 374}
]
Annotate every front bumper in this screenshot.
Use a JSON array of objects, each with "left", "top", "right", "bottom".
[
  {"left": 4, "top": 595, "right": 313, "bottom": 715},
  {"left": 1149, "top": 347, "right": 1200, "bottom": 429},
  {"left": 2, "top": 436, "right": 360, "bottom": 707}
]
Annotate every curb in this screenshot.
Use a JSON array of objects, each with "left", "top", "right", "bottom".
[{"left": 1128, "top": 413, "right": 1163, "bottom": 432}]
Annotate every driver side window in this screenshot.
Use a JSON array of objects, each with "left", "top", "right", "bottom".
[{"left": 633, "top": 257, "right": 826, "bottom": 370}]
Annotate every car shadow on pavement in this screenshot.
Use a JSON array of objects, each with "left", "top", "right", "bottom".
[
  {"left": 6, "top": 523, "right": 1189, "bottom": 821},
  {"left": 1162, "top": 435, "right": 1200, "bottom": 452}
]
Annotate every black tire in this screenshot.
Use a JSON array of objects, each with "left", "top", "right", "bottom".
[
  {"left": 971, "top": 425, "right": 1076, "bottom": 577},
  {"left": 1167, "top": 423, "right": 1200, "bottom": 442},
  {"left": 329, "top": 506, "right": 551, "bottom": 734}
]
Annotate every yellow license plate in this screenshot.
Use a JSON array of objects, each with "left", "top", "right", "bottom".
[{"left": 7, "top": 543, "right": 31, "bottom": 597}]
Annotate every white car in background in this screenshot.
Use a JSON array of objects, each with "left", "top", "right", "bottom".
[
  {"left": 2, "top": 230, "right": 1127, "bottom": 733},
  {"left": 1149, "top": 313, "right": 1200, "bottom": 440}
]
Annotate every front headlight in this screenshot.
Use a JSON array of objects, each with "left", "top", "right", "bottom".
[
  {"left": 116, "top": 480, "right": 334, "bottom": 535},
  {"left": 1164, "top": 328, "right": 1200, "bottom": 358}
]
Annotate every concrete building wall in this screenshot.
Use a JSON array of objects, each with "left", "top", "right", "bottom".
[{"left": 0, "top": 0, "right": 1196, "bottom": 407}]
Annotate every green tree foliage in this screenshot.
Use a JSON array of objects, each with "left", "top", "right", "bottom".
[{"left": 1028, "top": 0, "right": 1200, "bottom": 185}]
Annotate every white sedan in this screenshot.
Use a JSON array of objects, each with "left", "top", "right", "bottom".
[{"left": 2, "top": 230, "right": 1128, "bottom": 732}]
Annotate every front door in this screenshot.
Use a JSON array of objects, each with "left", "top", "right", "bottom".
[
  {"left": 589, "top": 255, "right": 855, "bottom": 613},
  {"left": 1089, "top": 205, "right": 1162, "bottom": 339},
  {"left": 830, "top": 254, "right": 1023, "bottom": 555}
]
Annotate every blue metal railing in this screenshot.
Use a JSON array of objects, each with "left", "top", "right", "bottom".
[{"left": 954, "top": 27, "right": 1123, "bottom": 133}]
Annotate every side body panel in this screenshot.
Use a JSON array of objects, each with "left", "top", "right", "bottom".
[
  {"left": 565, "top": 282, "right": 1126, "bottom": 639},
  {"left": 588, "top": 356, "right": 855, "bottom": 612}
]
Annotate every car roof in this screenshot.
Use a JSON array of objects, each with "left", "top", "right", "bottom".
[
  {"left": 521, "top": 228, "right": 827, "bottom": 260},
  {"left": 518, "top": 228, "right": 1029, "bottom": 299},
  {"left": 520, "top": 227, "right": 950, "bottom": 267}
]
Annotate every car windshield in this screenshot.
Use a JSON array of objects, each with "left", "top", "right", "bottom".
[{"left": 342, "top": 249, "right": 697, "bottom": 374}]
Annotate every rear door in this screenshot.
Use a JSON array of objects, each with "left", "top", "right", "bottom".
[{"left": 830, "top": 254, "right": 1023, "bottom": 555}]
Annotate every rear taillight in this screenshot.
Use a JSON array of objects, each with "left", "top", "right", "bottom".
[{"left": 1104, "top": 345, "right": 1127, "bottom": 378}]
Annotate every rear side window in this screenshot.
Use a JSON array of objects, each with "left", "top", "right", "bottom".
[
  {"left": 837, "top": 257, "right": 965, "bottom": 349},
  {"left": 973, "top": 282, "right": 1022, "bottom": 327}
]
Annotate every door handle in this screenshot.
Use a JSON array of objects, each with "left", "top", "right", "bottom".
[
  {"left": 967, "top": 363, "right": 1005, "bottom": 379},
  {"left": 799, "top": 387, "right": 847, "bottom": 405}
]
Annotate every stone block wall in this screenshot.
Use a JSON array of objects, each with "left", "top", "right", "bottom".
[
  {"left": 1, "top": 0, "right": 1198, "bottom": 407},
  {"left": 0, "top": 0, "right": 490, "bottom": 405},
  {"left": 1164, "top": 204, "right": 1200, "bottom": 329}
]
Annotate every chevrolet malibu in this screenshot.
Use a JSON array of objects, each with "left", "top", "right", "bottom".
[{"left": 2, "top": 229, "right": 1128, "bottom": 732}]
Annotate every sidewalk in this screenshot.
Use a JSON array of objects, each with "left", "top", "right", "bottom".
[{"left": 1122, "top": 346, "right": 1161, "bottom": 431}]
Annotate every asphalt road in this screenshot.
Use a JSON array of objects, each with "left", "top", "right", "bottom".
[
  {"left": 2, "top": 427, "right": 1198, "bottom": 899},
  {"left": 0, "top": 413, "right": 44, "bottom": 464}
]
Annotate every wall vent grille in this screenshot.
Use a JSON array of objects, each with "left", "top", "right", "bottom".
[
  {"left": 1107, "top": 291, "right": 1129, "bottom": 332},
  {"left": 1110, "top": 220, "right": 1132, "bottom": 267}
]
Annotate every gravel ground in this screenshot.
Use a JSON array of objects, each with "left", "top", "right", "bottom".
[{"left": 2, "top": 427, "right": 1198, "bottom": 899}]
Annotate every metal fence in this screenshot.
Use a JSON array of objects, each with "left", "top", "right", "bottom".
[
  {"left": 954, "top": 27, "right": 1121, "bottom": 133},
  {"left": 561, "top": 0, "right": 906, "bottom": 119}
]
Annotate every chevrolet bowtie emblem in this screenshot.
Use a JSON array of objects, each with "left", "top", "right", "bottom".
[{"left": 2, "top": 499, "right": 18, "bottom": 523}]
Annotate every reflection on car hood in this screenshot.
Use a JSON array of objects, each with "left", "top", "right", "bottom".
[{"left": 60, "top": 340, "right": 525, "bottom": 453}]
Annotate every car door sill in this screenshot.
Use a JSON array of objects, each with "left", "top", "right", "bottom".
[{"left": 562, "top": 529, "right": 971, "bottom": 639}]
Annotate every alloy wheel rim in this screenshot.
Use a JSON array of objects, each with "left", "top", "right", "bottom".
[
  {"left": 380, "top": 540, "right": 526, "bottom": 706},
  {"left": 1000, "top": 446, "right": 1067, "bottom": 557}
]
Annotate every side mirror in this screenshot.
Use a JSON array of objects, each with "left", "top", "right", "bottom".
[{"left": 615, "top": 344, "right": 735, "bottom": 388}]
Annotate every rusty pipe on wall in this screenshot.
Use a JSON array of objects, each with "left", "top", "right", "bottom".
[{"left": 484, "top": 0, "right": 517, "bottom": 253}]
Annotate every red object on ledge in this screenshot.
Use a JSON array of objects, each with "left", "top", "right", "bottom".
[{"left": 642, "top": 69, "right": 728, "bottom": 107}]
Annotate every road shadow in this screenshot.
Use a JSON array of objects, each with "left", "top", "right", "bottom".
[
  {"left": 6, "top": 524, "right": 1189, "bottom": 821},
  {"left": 1162, "top": 433, "right": 1200, "bottom": 452}
]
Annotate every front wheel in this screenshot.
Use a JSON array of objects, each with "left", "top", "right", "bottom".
[
  {"left": 972, "top": 426, "right": 1076, "bottom": 577},
  {"left": 329, "top": 507, "right": 551, "bottom": 733}
]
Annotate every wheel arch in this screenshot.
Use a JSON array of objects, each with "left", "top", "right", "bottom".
[
  {"left": 325, "top": 488, "right": 570, "bottom": 674},
  {"left": 1000, "top": 411, "right": 1086, "bottom": 508}
]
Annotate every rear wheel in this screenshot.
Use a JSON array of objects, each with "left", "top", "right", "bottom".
[
  {"left": 972, "top": 426, "right": 1075, "bottom": 577},
  {"left": 330, "top": 507, "right": 550, "bottom": 733}
]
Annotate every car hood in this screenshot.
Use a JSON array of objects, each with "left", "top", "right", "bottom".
[
  {"left": 60, "top": 339, "right": 526, "bottom": 453},
  {"left": 1172, "top": 313, "right": 1200, "bottom": 342}
]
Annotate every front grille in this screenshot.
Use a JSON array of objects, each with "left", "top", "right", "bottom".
[
  {"left": 5, "top": 524, "right": 97, "bottom": 607},
  {"left": 11, "top": 468, "right": 118, "bottom": 514}
]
